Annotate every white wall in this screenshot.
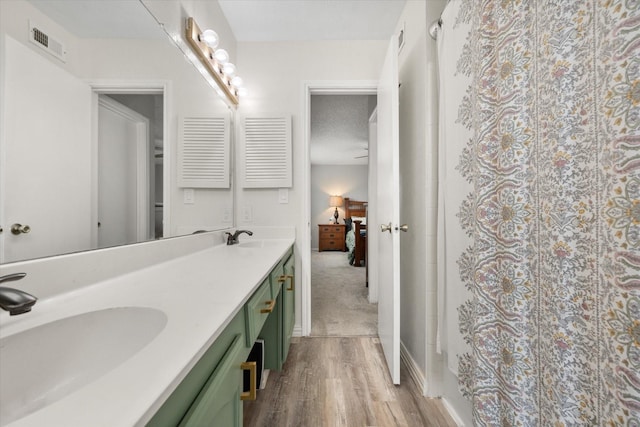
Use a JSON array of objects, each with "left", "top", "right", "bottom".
[
  {"left": 397, "top": 0, "right": 429, "bottom": 392},
  {"left": 0, "top": 0, "right": 236, "bottom": 244},
  {"left": 391, "top": 0, "right": 472, "bottom": 424},
  {"left": 310, "top": 165, "right": 368, "bottom": 249},
  {"left": 236, "top": 40, "right": 386, "bottom": 333}
]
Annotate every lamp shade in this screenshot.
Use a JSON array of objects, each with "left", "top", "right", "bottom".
[{"left": 329, "top": 195, "right": 343, "bottom": 208}]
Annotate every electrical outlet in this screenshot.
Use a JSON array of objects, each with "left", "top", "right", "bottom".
[
  {"left": 278, "top": 188, "right": 289, "bottom": 204},
  {"left": 242, "top": 205, "right": 253, "bottom": 222},
  {"left": 222, "top": 207, "right": 231, "bottom": 222},
  {"left": 184, "top": 188, "right": 195, "bottom": 204}
]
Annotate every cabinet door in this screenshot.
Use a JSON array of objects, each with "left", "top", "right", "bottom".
[
  {"left": 245, "top": 278, "right": 274, "bottom": 346},
  {"left": 282, "top": 254, "right": 295, "bottom": 362},
  {"left": 179, "top": 334, "right": 245, "bottom": 427},
  {"left": 148, "top": 312, "right": 246, "bottom": 427},
  {"left": 261, "top": 294, "right": 283, "bottom": 371},
  {"left": 261, "top": 252, "right": 295, "bottom": 371}
]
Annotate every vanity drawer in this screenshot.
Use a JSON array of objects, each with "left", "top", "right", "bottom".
[
  {"left": 269, "top": 247, "right": 293, "bottom": 297},
  {"left": 244, "top": 278, "right": 273, "bottom": 346},
  {"left": 269, "top": 260, "right": 285, "bottom": 297}
]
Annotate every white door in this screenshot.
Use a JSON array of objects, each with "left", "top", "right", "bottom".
[
  {"left": 1, "top": 36, "right": 92, "bottom": 263},
  {"left": 376, "top": 36, "right": 401, "bottom": 384},
  {"left": 97, "top": 96, "right": 149, "bottom": 248}
]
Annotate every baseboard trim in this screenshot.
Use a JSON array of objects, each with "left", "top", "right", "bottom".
[
  {"left": 293, "top": 325, "right": 303, "bottom": 337},
  {"left": 400, "top": 342, "right": 465, "bottom": 426},
  {"left": 400, "top": 341, "right": 425, "bottom": 393},
  {"left": 441, "top": 397, "right": 466, "bottom": 426}
]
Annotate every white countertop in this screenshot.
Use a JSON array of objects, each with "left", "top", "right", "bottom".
[{"left": 0, "top": 237, "right": 295, "bottom": 426}]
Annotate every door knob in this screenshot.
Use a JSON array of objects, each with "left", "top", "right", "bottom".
[
  {"left": 380, "top": 222, "right": 392, "bottom": 233},
  {"left": 11, "top": 223, "right": 31, "bottom": 235},
  {"left": 396, "top": 224, "right": 409, "bottom": 232}
]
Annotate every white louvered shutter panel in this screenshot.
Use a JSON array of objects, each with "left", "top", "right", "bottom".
[
  {"left": 242, "top": 115, "right": 292, "bottom": 188},
  {"left": 178, "top": 116, "right": 230, "bottom": 188}
]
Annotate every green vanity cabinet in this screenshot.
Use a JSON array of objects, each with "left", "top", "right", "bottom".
[
  {"left": 178, "top": 333, "right": 246, "bottom": 426},
  {"left": 282, "top": 253, "right": 295, "bottom": 362},
  {"left": 244, "top": 278, "right": 275, "bottom": 347},
  {"left": 147, "top": 246, "right": 295, "bottom": 427},
  {"left": 261, "top": 293, "right": 283, "bottom": 371},
  {"left": 261, "top": 249, "right": 295, "bottom": 372},
  {"left": 147, "top": 310, "right": 248, "bottom": 427}
]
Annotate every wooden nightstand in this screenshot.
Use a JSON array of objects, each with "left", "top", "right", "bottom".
[{"left": 318, "top": 224, "right": 346, "bottom": 251}]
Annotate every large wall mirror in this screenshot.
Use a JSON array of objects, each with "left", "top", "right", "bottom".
[{"left": 0, "top": 0, "right": 234, "bottom": 264}]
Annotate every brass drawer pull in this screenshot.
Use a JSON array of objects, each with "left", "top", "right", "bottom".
[
  {"left": 279, "top": 274, "right": 295, "bottom": 291},
  {"left": 240, "top": 361, "right": 257, "bottom": 400},
  {"left": 260, "top": 299, "right": 275, "bottom": 314}
]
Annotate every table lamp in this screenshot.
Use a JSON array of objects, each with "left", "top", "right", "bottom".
[{"left": 329, "top": 195, "right": 343, "bottom": 224}]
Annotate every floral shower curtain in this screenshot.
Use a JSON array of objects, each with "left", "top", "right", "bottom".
[{"left": 439, "top": 0, "right": 640, "bottom": 425}]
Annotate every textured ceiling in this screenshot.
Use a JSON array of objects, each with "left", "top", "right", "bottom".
[
  {"left": 218, "top": 0, "right": 407, "bottom": 42},
  {"left": 311, "top": 95, "right": 376, "bottom": 166}
]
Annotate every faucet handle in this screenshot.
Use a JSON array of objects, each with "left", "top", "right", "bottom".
[
  {"left": 0, "top": 273, "right": 36, "bottom": 315},
  {"left": 0, "top": 287, "right": 37, "bottom": 315},
  {"left": 0, "top": 273, "right": 27, "bottom": 284}
]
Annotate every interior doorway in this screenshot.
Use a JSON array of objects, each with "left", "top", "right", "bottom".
[
  {"left": 304, "top": 87, "right": 378, "bottom": 337},
  {"left": 96, "top": 93, "right": 164, "bottom": 247},
  {"left": 90, "top": 82, "right": 170, "bottom": 247}
]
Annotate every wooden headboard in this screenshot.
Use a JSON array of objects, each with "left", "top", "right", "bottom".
[{"left": 344, "top": 197, "right": 367, "bottom": 218}]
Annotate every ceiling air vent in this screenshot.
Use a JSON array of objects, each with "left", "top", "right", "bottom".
[{"left": 29, "top": 21, "right": 67, "bottom": 62}]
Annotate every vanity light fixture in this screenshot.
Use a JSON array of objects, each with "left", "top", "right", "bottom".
[
  {"left": 223, "top": 63, "right": 236, "bottom": 77},
  {"left": 186, "top": 17, "right": 243, "bottom": 106},
  {"left": 214, "top": 48, "right": 230, "bottom": 64},
  {"left": 200, "top": 29, "right": 219, "bottom": 49},
  {"left": 231, "top": 76, "right": 243, "bottom": 87}
]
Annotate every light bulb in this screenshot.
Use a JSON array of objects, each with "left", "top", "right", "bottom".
[
  {"left": 200, "top": 29, "right": 219, "bottom": 49},
  {"left": 231, "top": 76, "right": 243, "bottom": 87},
  {"left": 223, "top": 63, "right": 236, "bottom": 77},
  {"left": 214, "top": 48, "right": 229, "bottom": 64},
  {"left": 237, "top": 87, "right": 248, "bottom": 97}
]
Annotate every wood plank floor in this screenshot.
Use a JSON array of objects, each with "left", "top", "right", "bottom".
[{"left": 243, "top": 337, "right": 458, "bottom": 427}]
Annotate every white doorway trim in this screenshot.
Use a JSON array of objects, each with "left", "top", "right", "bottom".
[
  {"left": 88, "top": 80, "right": 171, "bottom": 243},
  {"left": 301, "top": 80, "right": 377, "bottom": 337},
  {"left": 97, "top": 95, "right": 150, "bottom": 246}
]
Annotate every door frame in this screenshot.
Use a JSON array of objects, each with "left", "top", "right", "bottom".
[
  {"left": 97, "top": 95, "right": 150, "bottom": 247},
  {"left": 88, "top": 80, "right": 171, "bottom": 246},
  {"left": 301, "top": 80, "right": 377, "bottom": 337}
]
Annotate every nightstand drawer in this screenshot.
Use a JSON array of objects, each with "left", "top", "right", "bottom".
[
  {"left": 319, "top": 238, "right": 342, "bottom": 250},
  {"left": 318, "top": 223, "right": 345, "bottom": 251},
  {"left": 319, "top": 225, "right": 343, "bottom": 234}
]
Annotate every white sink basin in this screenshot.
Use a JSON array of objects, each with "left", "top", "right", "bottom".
[
  {"left": 0, "top": 307, "right": 167, "bottom": 425},
  {"left": 237, "top": 240, "right": 281, "bottom": 248}
]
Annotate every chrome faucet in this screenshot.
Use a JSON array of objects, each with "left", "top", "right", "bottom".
[
  {"left": 0, "top": 273, "right": 37, "bottom": 315},
  {"left": 225, "top": 230, "right": 253, "bottom": 245}
]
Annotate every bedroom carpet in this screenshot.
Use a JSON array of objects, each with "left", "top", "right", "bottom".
[{"left": 311, "top": 251, "right": 377, "bottom": 336}]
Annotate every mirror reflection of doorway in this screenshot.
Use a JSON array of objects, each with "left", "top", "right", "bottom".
[{"left": 97, "top": 93, "right": 163, "bottom": 248}]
